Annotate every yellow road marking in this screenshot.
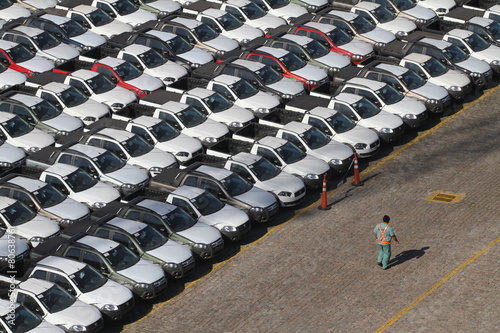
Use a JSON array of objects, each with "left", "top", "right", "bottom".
[
  {"left": 375, "top": 237, "right": 500, "bottom": 333},
  {"left": 124, "top": 85, "right": 500, "bottom": 331}
]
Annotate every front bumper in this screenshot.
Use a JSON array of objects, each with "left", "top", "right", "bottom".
[
  {"left": 191, "top": 237, "right": 224, "bottom": 259},
  {"left": 220, "top": 221, "right": 252, "bottom": 241},
  {"left": 100, "top": 297, "right": 135, "bottom": 321},
  {"left": 402, "top": 111, "right": 429, "bottom": 128}
]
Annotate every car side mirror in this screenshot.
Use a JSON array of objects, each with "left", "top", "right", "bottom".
[
  {"left": 100, "top": 266, "right": 108, "bottom": 274},
  {"left": 55, "top": 33, "right": 63, "bottom": 39},
  {"left": 110, "top": 76, "right": 118, "bottom": 83},
  {"left": 2, "top": 59, "right": 9, "bottom": 65}
]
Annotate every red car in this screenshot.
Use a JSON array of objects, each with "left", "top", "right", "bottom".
[{"left": 0, "top": 39, "right": 54, "bottom": 77}]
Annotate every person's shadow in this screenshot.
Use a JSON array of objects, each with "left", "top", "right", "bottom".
[{"left": 387, "top": 246, "right": 429, "bottom": 269}]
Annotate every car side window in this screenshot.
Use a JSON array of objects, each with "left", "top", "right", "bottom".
[
  {"left": 16, "top": 293, "right": 42, "bottom": 315},
  {"left": 281, "top": 132, "right": 303, "bottom": 150},
  {"left": 355, "top": 10, "right": 372, "bottom": 21},
  {"left": 70, "top": 13, "right": 87, "bottom": 27},
  {"left": 184, "top": 97, "right": 206, "bottom": 113},
  {"left": 183, "top": 176, "right": 198, "bottom": 187},
  {"left": 410, "top": 45, "right": 424, "bottom": 54},
  {"left": 95, "top": 228, "right": 110, "bottom": 238},
  {"left": 380, "top": 74, "right": 402, "bottom": 91},
  {"left": 307, "top": 117, "right": 330, "bottom": 135},
  {"left": 229, "top": 164, "right": 252, "bottom": 182},
  {"left": 11, "top": 190, "right": 34, "bottom": 207},
  {"left": 148, "top": 39, "right": 169, "bottom": 53},
  {"left": 2, "top": 33, "right": 15, "bottom": 42},
  {"left": 332, "top": 20, "right": 351, "bottom": 33},
  {"left": 160, "top": 25, "right": 174, "bottom": 33},
  {"left": 247, "top": 54, "right": 261, "bottom": 62},
  {"left": 286, "top": 44, "right": 302, "bottom": 55},
  {"left": 102, "top": 141, "right": 124, "bottom": 157},
  {"left": 200, "top": 17, "right": 218, "bottom": 30},
  {"left": 73, "top": 156, "right": 96, "bottom": 175},
  {"left": 357, "top": 89, "right": 381, "bottom": 106},
  {"left": 124, "top": 210, "right": 141, "bottom": 221},
  {"left": 171, "top": 197, "right": 196, "bottom": 217},
  {"left": 39, "top": 92, "right": 60, "bottom": 107},
  {"left": 96, "top": 2, "right": 113, "bottom": 15},
  {"left": 44, "top": 175, "right": 66, "bottom": 192},
  {"left": 47, "top": 273, "right": 72, "bottom": 292},
  {"left": 0, "top": 188, "right": 10, "bottom": 197},
  {"left": 424, "top": 48, "right": 446, "bottom": 63},
  {"left": 122, "top": 53, "right": 140, "bottom": 67},
  {"left": 199, "top": 178, "right": 221, "bottom": 197},
  {"left": 0, "top": 102, "right": 11, "bottom": 112},
  {"left": 156, "top": 111, "right": 180, "bottom": 129},
  {"left": 366, "top": 72, "right": 379, "bottom": 81},
  {"left": 405, "top": 62, "right": 424, "bottom": 76},
  {"left": 88, "top": 138, "right": 103, "bottom": 148},
  {"left": 129, "top": 125, "right": 149, "bottom": 139},
  {"left": 342, "top": 87, "right": 356, "bottom": 94},
  {"left": 295, "top": 29, "right": 309, "bottom": 37},
  {"left": 68, "top": 78, "right": 89, "bottom": 95},
  {"left": 333, "top": 103, "right": 357, "bottom": 120},
  {"left": 82, "top": 250, "right": 105, "bottom": 271},
  {"left": 309, "top": 31, "right": 328, "bottom": 44},
  {"left": 31, "top": 269, "right": 47, "bottom": 280},
  {"left": 256, "top": 147, "right": 281, "bottom": 166},
  {"left": 12, "top": 105, "right": 32, "bottom": 120},
  {"left": 319, "top": 17, "right": 334, "bottom": 25},
  {"left": 225, "top": 6, "right": 244, "bottom": 21},
  {"left": 447, "top": 37, "right": 466, "bottom": 49},
  {"left": 65, "top": 247, "right": 81, "bottom": 260},
  {"left": 467, "top": 25, "right": 487, "bottom": 39},
  {"left": 16, "top": 36, "right": 33, "bottom": 48},
  {"left": 260, "top": 55, "right": 278, "bottom": 67},
  {"left": 212, "top": 83, "right": 233, "bottom": 100},
  {"left": 111, "top": 232, "right": 132, "bottom": 247},
  {"left": 95, "top": 66, "right": 115, "bottom": 80},
  {"left": 142, "top": 213, "right": 164, "bottom": 229},
  {"left": 222, "top": 67, "right": 235, "bottom": 76}
]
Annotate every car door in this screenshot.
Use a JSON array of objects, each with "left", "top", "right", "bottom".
[
  {"left": 170, "top": 196, "right": 199, "bottom": 219},
  {"left": 44, "top": 174, "right": 70, "bottom": 195},
  {"left": 82, "top": 249, "right": 109, "bottom": 276},
  {"left": 256, "top": 146, "right": 283, "bottom": 167},
  {"left": 199, "top": 178, "right": 226, "bottom": 200},
  {"left": 15, "top": 292, "right": 45, "bottom": 317},
  {"left": 212, "top": 82, "right": 235, "bottom": 101}
]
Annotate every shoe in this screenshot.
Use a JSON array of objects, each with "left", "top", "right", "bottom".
[{"left": 377, "top": 262, "right": 382, "bottom": 267}]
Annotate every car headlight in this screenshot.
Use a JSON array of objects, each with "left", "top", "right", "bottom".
[
  {"left": 111, "top": 103, "right": 124, "bottom": 109},
  {"left": 191, "top": 63, "right": 202, "bottom": 69},
  {"left": 491, "top": 60, "right": 500, "bottom": 66},
  {"left": 249, "top": 207, "right": 264, "bottom": 214},
  {"left": 0, "top": 257, "right": 9, "bottom": 262},
  {"left": 256, "top": 107, "right": 270, "bottom": 114},
  {"left": 138, "top": 90, "right": 151, "bottom": 95},
  {"left": 101, "top": 304, "right": 119, "bottom": 312},
  {"left": 396, "top": 31, "right": 408, "bottom": 38},
  {"left": 149, "top": 167, "right": 163, "bottom": 173},
  {"left": 55, "top": 58, "right": 66, "bottom": 65},
  {"left": 159, "top": 11, "right": 168, "bottom": 16},
  {"left": 278, "top": 191, "right": 292, "bottom": 197},
  {"left": 193, "top": 243, "right": 208, "bottom": 250},
  {"left": 304, "top": 173, "right": 320, "bottom": 180},
  {"left": 229, "top": 121, "right": 244, "bottom": 128},
  {"left": 57, "top": 130, "right": 69, "bottom": 136},
  {"left": 28, "top": 147, "right": 41, "bottom": 153},
  {"left": 416, "top": 18, "right": 426, "bottom": 25},
  {"left": 163, "top": 77, "right": 175, "bottom": 84},
  {"left": 305, "top": 80, "right": 318, "bottom": 86},
  {"left": 60, "top": 219, "right": 75, "bottom": 226},
  {"left": 176, "top": 151, "right": 189, "bottom": 157},
  {"left": 352, "top": 54, "right": 364, "bottom": 60},
  {"left": 163, "top": 262, "right": 179, "bottom": 269},
  {"left": 241, "top": 38, "right": 250, "bottom": 45},
  {"left": 92, "top": 202, "right": 106, "bottom": 209},
  {"left": 222, "top": 225, "right": 237, "bottom": 232},
  {"left": 69, "top": 325, "right": 87, "bottom": 332},
  {"left": 2, "top": 84, "right": 11, "bottom": 89},
  {"left": 216, "top": 50, "right": 226, "bottom": 56},
  {"left": 134, "top": 283, "right": 150, "bottom": 290},
  {"left": 281, "top": 94, "right": 293, "bottom": 100},
  {"left": 83, "top": 45, "right": 93, "bottom": 51},
  {"left": 354, "top": 143, "right": 367, "bottom": 149},
  {"left": 427, "top": 99, "right": 439, "bottom": 105},
  {"left": 374, "top": 42, "right": 386, "bottom": 49},
  {"left": 83, "top": 116, "right": 97, "bottom": 122},
  {"left": 450, "top": 85, "right": 462, "bottom": 91},
  {"left": 0, "top": 161, "right": 12, "bottom": 167},
  {"left": 307, "top": 5, "right": 318, "bottom": 11},
  {"left": 403, "top": 114, "right": 417, "bottom": 119},
  {"left": 121, "top": 183, "right": 136, "bottom": 190},
  {"left": 202, "top": 137, "right": 218, "bottom": 143},
  {"left": 30, "top": 236, "right": 45, "bottom": 243},
  {"left": 471, "top": 72, "right": 481, "bottom": 78},
  {"left": 329, "top": 159, "right": 342, "bottom": 166},
  {"left": 379, "top": 127, "right": 394, "bottom": 133}
]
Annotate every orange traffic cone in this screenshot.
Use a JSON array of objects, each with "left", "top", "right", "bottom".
[
  {"left": 352, "top": 153, "right": 364, "bottom": 186},
  {"left": 318, "top": 174, "right": 331, "bottom": 210}
]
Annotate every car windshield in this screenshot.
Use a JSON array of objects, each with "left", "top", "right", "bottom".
[
  {"left": 86, "top": 73, "right": 115, "bottom": 93},
  {"left": 59, "top": 86, "right": 88, "bottom": 107},
  {"left": 465, "top": 33, "right": 490, "bottom": 52},
  {"left": 351, "top": 15, "right": 376, "bottom": 34},
  {"left": 231, "top": 79, "right": 259, "bottom": 99},
  {"left": 60, "top": 20, "right": 87, "bottom": 38},
  {"left": 33, "top": 31, "right": 61, "bottom": 50},
  {"left": 221, "top": 173, "right": 253, "bottom": 196},
  {"left": 31, "top": 100, "right": 62, "bottom": 121},
  {"left": 2, "top": 115, "right": 33, "bottom": 137},
  {"left": 423, "top": 57, "right": 448, "bottom": 76},
  {"left": 2, "top": 200, "right": 36, "bottom": 226},
  {"left": 377, "top": 84, "right": 403, "bottom": 104},
  {"left": 134, "top": 224, "right": 168, "bottom": 251},
  {"left": 6, "top": 44, "right": 35, "bottom": 62},
  {"left": 105, "top": 244, "right": 140, "bottom": 271},
  {"left": 139, "top": 48, "right": 167, "bottom": 68},
  {"left": 326, "top": 112, "right": 356, "bottom": 133},
  {"left": 122, "top": 134, "right": 153, "bottom": 157},
  {"left": 393, "top": 0, "right": 415, "bottom": 11},
  {"left": 352, "top": 97, "right": 381, "bottom": 118},
  {"left": 204, "top": 92, "right": 233, "bottom": 112},
  {"left": 112, "top": 0, "right": 139, "bottom": 15},
  {"left": 164, "top": 206, "right": 197, "bottom": 232},
  {"left": 276, "top": 141, "right": 306, "bottom": 163},
  {"left": 193, "top": 23, "right": 219, "bottom": 42},
  {"left": 250, "top": 156, "right": 280, "bottom": 181},
  {"left": 400, "top": 69, "right": 425, "bottom": 89},
  {"left": 39, "top": 284, "right": 76, "bottom": 313},
  {"left": 88, "top": 8, "right": 113, "bottom": 27},
  {"left": 372, "top": 4, "right": 396, "bottom": 23},
  {"left": 166, "top": 35, "right": 193, "bottom": 54},
  {"left": 0, "top": 0, "right": 15, "bottom": 10},
  {"left": 94, "top": 150, "right": 126, "bottom": 173},
  {"left": 279, "top": 51, "right": 306, "bottom": 71},
  {"left": 64, "top": 168, "right": 98, "bottom": 192},
  {"left": 304, "top": 39, "right": 329, "bottom": 58},
  {"left": 217, "top": 13, "right": 244, "bottom": 30},
  {"left": 192, "top": 190, "right": 224, "bottom": 215},
  {"left": 486, "top": 21, "right": 500, "bottom": 40},
  {"left": 150, "top": 120, "right": 179, "bottom": 142},
  {"left": 71, "top": 265, "right": 107, "bottom": 293},
  {"left": 1, "top": 305, "right": 42, "bottom": 333},
  {"left": 176, "top": 106, "right": 207, "bottom": 127},
  {"left": 443, "top": 44, "right": 469, "bottom": 62},
  {"left": 302, "top": 127, "right": 330, "bottom": 149},
  {"left": 327, "top": 27, "right": 352, "bottom": 46},
  {"left": 242, "top": 2, "right": 267, "bottom": 19},
  {"left": 268, "top": 0, "right": 289, "bottom": 9},
  {"left": 255, "top": 65, "right": 281, "bottom": 84},
  {"left": 115, "top": 62, "right": 142, "bottom": 81},
  {"left": 33, "top": 183, "right": 66, "bottom": 208}
]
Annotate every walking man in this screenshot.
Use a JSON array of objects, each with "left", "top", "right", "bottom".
[{"left": 374, "top": 215, "right": 399, "bottom": 270}]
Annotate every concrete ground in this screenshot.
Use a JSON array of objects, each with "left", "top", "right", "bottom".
[{"left": 108, "top": 84, "right": 499, "bottom": 333}]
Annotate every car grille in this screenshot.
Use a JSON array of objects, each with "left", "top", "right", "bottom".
[
  {"left": 237, "top": 222, "right": 250, "bottom": 232},
  {"left": 137, "top": 179, "right": 149, "bottom": 189},
  {"left": 153, "top": 276, "right": 166, "bottom": 289},
  {"left": 87, "top": 318, "right": 103, "bottom": 332},
  {"left": 294, "top": 187, "right": 306, "bottom": 198},
  {"left": 118, "top": 298, "right": 135, "bottom": 311},
  {"left": 14, "top": 158, "right": 26, "bottom": 167},
  {"left": 192, "top": 148, "right": 203, "bottom": 158},
  {"left": 78, "top": 213, "right": 90, "bottom": 221},
  {"left": 211, "top": 237, "right": 224, "bottom": 253},
  {"left": 463, "top": 83, "right": 472, "bottom": 92},
  {"left": 393, "top": 125, "right": 405, "bottom": 134},
  {"left": 442, "top": 94, "right": 450, "bottom": 104},
  {"left": 266, "top": 201, "right": 279, "bottom": 216},
  {"left": 181, "top": 256, "right": 195, "bottom": 269},
  {"left": 370, "top": 139, "right": 380, "bottom": 149}
]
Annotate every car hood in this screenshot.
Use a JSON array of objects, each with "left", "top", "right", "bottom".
[
  {"left": 45, "top": 300, "right": 101, "bottom": 328},
  {"left": 429, "top": 69, "right": 471, "bottom": 88},
  {"left": 27, "top": 319, "right": 64, "bottom": 332},
  {"left": 200, "top": 204, "right": 249, "bottom": 228},
  {"left": 204, "top": 35, "right": 240, "bottom": 52},
  {"left": 93, "top": 21, "right": 133, "bottom": 38},
  {"left": 129, "top": 148, "right": 177, "bottom": 170},
  {"left": 42, "top": 112, "right": 83, "bottom": 132},
  {"left": 94, "top": 86, "right": 137, "bottom": 106},
  {"left": 237, "top": 91, "right": 280, "bottom": 111},
  {"left": 72, "top": 182, "right": 120, "bottom": 205},
  {"left": 412, "top": 82, "right": 449, "bottom": 100},
  {"left": 71, "top": 31, "right": 106, "bottom": 48},
  {"left": 359, "top": 110, "right": 404, "bottom": 130},
  {"left": 177, "top": 221, "right": 221, "bottom": 244},
  {"left": 106, "top": 164, "right": 149, "bottom": 185},
  {"left": 383, "top": 97, "right": 426, "bottom": 116},
  {"left": 247, "top": 15, "right": 286, "bottom": 31},
  {"left": 474, "top": 45, "right": 500, "bottom": 63},
  {"left": 291, "top": 64, "right": 328, "bottom": 81},
  {"left": 80, "top": 279, "right": 133, "bottom": 307},
  {"left": 361, "top": 27, "right": 395, "bottom": 43},
  {"left": 21, "top": 0, "right": 57, "bottom": 10},
  {"left": 155, "top": 133, "right": 203, "bottom": 156},
  {"left": 455, "top": 57, "right": 491, "bottom": 74},
  {"left": 314, "top": 52, "right": 351, "bottom": 69},
  {"left": 147, "top": 0, "right": 181, "bottom": 12},
  {"left": 119, "top": 10, "right": 157, "bottom": 27},
  {"left": 19, "top": 56, "right": 54, "bottom": 73},
  {"left": 42, "top": 43, "right": 79, "bottom": 61},
  {"left": 183, "top": 118, "right": 229, "bottom": 141},
  {"left": 177, "top": 47, "right": 213, "bottom": 66},
  {"left": 0, "top": 6, "right": 30, "bottom": 22},
  {"left": 267, "top": 77, "right": 305, "bottom": 96},
  {"left": 9, "top": 128, "right": 55, "bottom": 151},
  {"left": 0, "top": 233, "right": 29, "bottom": 257},
  {"left": 17, "top": 215, "right": 59, "bottom": 240},
  {"left": 0, "top": 68, "right": 26, "bottom": 87},
  {"left": 144, "top": 62, "right": 188, "bottom": 81},
  {"left": 260, "top": 172, "right": 305, "bottom": 194},
  {"left": 379, "top": 17, "right": 416, "bottom": 34},
  {"left": 118, "top": 258, "right": 164, "bottom": 283},
  {"left": 341, "top": 39, "right": 373, "bottom": 56},
  {"left": 0, "top": 142, "right": 25, "bottom": 162},
  {"left": 284, "top": 154, "right": 330, "bottom": 176},
  {"left": 269, "top": 4, "right": 308, "bottom": 22},
  {"left": 403, "top": 6, "right": 436, "bottom": 20},
  {"left": 310, "top": 141, "right": 353, "bottom": 160},
  {"left": 126, "top": 73, "right": 164, "bottom": 91},
  {"left": 234, "top": 186, "right": 277, "bottom": 208},
  {"left": 211, "top": 106, "right": 254, "bottom": 125},
  {"left": 333, "top": 124, "right": 379, "bottom": 146},
  {"left": 44, "top": 197, "right": 90, "bottom": 220},
  {"left": 64, "top": 100, "right": 109, "bottom": 120},
  {"left": 223, "top": 25, "right": 263, "bottom": 43},
  {"left": 146, "top": 239, "right": 193, "bottom": 264}
]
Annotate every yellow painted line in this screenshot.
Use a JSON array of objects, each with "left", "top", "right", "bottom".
[
  {"left": 375, "top": 237, "right": 500, "bottom": 333},
  {"left": 124, "top": 85, "right": 500, "bottom": 331}
]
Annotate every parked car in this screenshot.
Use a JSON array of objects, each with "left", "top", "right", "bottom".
[
  {"left": 0, "top": 39, "right": 54, "bottom": 77},
  {"left": 0, "top": 138, "right": 25, "bottom": 177},
  {"left": 0, "top": 60, "right": 27, "bottom": 91},
  {"left": 248, "top": 0, "right": 308, "bottom": 23},
  {"left": 0, "top": 228, "right": 30, "bottom": 271},
  {"left": 0, "top": 298, "right": 65, "bottom": 333},
  {"left": 0, "top": 0, "right": 31, "bottom": 22}
]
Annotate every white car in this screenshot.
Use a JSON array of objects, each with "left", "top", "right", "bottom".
[
  {"left": 0, "top": 196, "right": 60, "bottom": 247},
  {"left": 0, "top": 111, "right": 55, "bottom": 153},
  {"left": 0, "top": 0, "right": 30, "bottom": 22},
  {"left": 0, "top": 138, "right": 25, "bottom": 174},
  {"left": 351, "top": 2, "right": 417, "bottom": 39},
  {"left": 82, "top": 0, "right": 157, "bottom": 27},
  {"left": 248, "top": 0, "right": 308, "bottom": 23},
  {"left": 28, "top": 256, "right": 135, "bottom": 320},
  {"left": 376, "top": 0, "right": 437, "bottom": 28},
  {"left": 220, "top": 0, "right": 287, "bottom": 33},
  {"left": 39, "top": 163, "right": 121, "bottom": 209},
  {"left": 1, "top": 25, "right": 80, "bottom": 64},
  {"left": 0, "top": 299, "right": 65, "bottom": 333},
  {"left": 0, "top": 62, "right": 27, "bottom": 90},
  {"left": 9, "top": 279, "right": 103, "bottom": 331},
  {"left": 0, "top": 228, "right": 29, "bottom": 265},
  {"left": 135, "top": 0, "right": 181, "bottom": 17},
  {"left": 167, "top": 185, "right": 251, "bottom": 241},
  {"left": 0, "top": 39, "right": 54, "bottom": 76},
  {"left": 16, "top": 0, "right": 57, "bottom": 11},
  {"left": 415, "top": 0, "right": 456, "bottom": 17}
]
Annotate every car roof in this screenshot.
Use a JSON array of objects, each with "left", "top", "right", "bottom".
[
  {"left": 122, "top": 44, "right": 152, "bottom": 55},
  {"left": 283, "top": 121, "right": 311, "bottom": 133},
  {"left": 308, "top": 106, "right": 338, "bottom": 118},
  {"left": 420, "top": 37, "right": 450, "bottom": 49},
  {"left": 188, "top": 87, "right": 215, "bottom": 99},
  {"left": 40, "top": 13, "right": 71, "bottom": 25},
  {"left": 44, "top": 163, "right": 79, "bottom": 177},
  {"left": 375, "top": 63, "right": 408, "bottom": 76},
  {"left": 0, "top": 39, "right": 16, "bottom": 50},
  {"left": 213, "top": 74, "right": 241, "bottom": 85},
  {"left": 7, "top": 175, "right": 46, "bottom": 192},
  {"left": 70, "top": 143, "right": 107, "bottom": 158},
  {"left": 256, "top": 45, "right": 288, "bottom": 57},
  {"left": 145, "top": 29, "right": 175, "bottom": 41},
  {"left": 136, "top": 198, "right": 177, "bottom": 215},
  {"left": 448, "top": 28, "right": 474, "bottom": 39},
  {"left": 404, "top": 52, "right": 432, "bottom": 63},
  {"left": 335, "top": 92, "right": 363, "bottom": 104},
  {"left": 258, "top": 135, "right": 286, "bottom": 148},
  {"left": 71, "top": 69, "right": 99, "bottom": 80},
  {"left": 43, "top": 82, "right": 73, "bottom": 93},
  {"left": 346, "top": 77, "right": 386, "bottom": 89},
  {"left": 37, "top": 255, "right": 86, "bottom": 275},
  {"left": 354, "top": 2, "right": 380, "bottom": 11},
  {"left": 0, "top": 299, "right": 20, "bottom": 316},
  {"left": 326, "top": 9, "right": 357, "bottom": 21},
  {"left": 99, "top": 56, "right": 126, "bottom": 68},
  {"left": 197, "top": 164, "right": 232, "bottom": 179},
  {"left": 280, "top": 33, "right": 311, "bottom": 45},
  {"left": 133, "top": 115, "right": 162, "bottom": 127},
  {"left": 78, "top": 234, "right": 120, "bottom": 253},
  {"left": 73, "top": 4, "right": 100, "bottom": 15},
  {"left": 303, "top": 21, "right": 336, "bottom": 33},
  {"left": 226, "top": 0, "right": 251, "bottom": 6},
  {"left": 9, "top": 93, "right": 43, "bottom": 107},
  {"left": 94, "top": 128, "right": 135, "bottom": 142},
  {"left": 232, "top": 152, "right": 262, "bottom": 165},
  {"left": 0, "top": 111, "right": 16, "bottom": 122},
  {"left": 158, "top": 101, "right": 190, "bottom": 113},
  {"left": 18, "top": 278, "right": 55, "bottom": 295},
  {"left": 172, "top": 16, "right": 202, "bottom": 29},
  {"left": 171, "top": 185, "right": 205, "bottom": 199},
  {"left": 11, "top": 25, "right": 45, "bottom": 37},
  {"left": 232, "top": 58, "right": 264, "bottom": 70},
  {"left": 203, "top": 8, "right": 227, "bottom": 18},
  {"left": 468, "top": 16, "right": 494, "bottom": 26},
  {"left": 107, "top": 216, "right": 147, "bottom": 234}
]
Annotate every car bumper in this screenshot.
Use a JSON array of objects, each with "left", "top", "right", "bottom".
[
  {"left": 402, "top": 111, "right": 429, "bottom": 128},
  {"left": 330, "top": 155, "right": 354, "bottom": 175},
  {"left": 192, "top": 237, "right": 224, "bottom": 259},
  {"left": 376, "top": 124, "right": 406, "bottom": 143},
  {"left": 220, "top": 221, "right": 252, "bottom": 241},
  {"left": 278, "top": 187, "right": 307, "bottom": 207},
  {"left": 448, "top": 83, "right": 473, "bottom": 100},
  {"left": 101, "top": 297, "right": 135, "bottom": 321},
  {"left": 248, "top": 202, "right": 280, "bottom": 223},
  {"left": 302, "top": 169, "right": 332, "bottom": 189}
]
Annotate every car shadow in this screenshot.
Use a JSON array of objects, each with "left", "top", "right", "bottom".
[{"left": 387, "top": 246, "right": 429, "bottom": 269}]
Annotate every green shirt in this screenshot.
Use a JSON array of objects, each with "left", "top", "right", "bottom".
[{"left": 374, "top": 223, "right": 395, "bottom": 243}]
